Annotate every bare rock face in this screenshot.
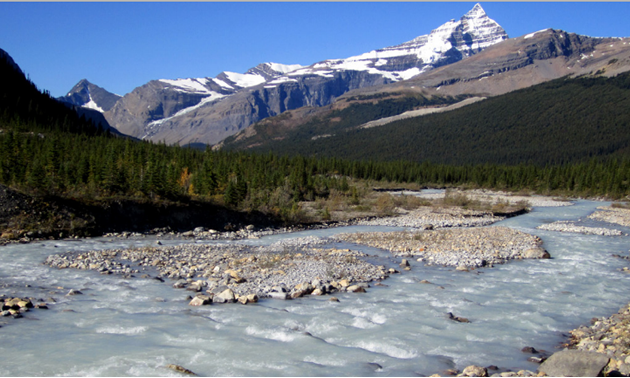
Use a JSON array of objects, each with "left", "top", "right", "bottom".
[{"left": 104, "top": 80, "right": 213, "bottom": 138}]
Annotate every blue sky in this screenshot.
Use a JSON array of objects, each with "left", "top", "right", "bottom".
[{"left": 1, "top": 2, "right": 630, "bottom": 98}]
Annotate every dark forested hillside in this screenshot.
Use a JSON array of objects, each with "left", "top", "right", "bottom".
[
  {"left": 232, "top": 72, "right": 630, "bottom": 166},
  {"left": 221, "top": 93, "right": 472, "bottom": 150},
  {"left": 0, "top": 49, "right": 112, "bottom": 136}
]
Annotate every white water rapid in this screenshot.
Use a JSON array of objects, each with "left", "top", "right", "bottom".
[{"left": 1, "top": 200, "right": 629, "bottom": 376}]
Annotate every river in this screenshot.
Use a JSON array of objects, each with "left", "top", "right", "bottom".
[{"left": 1, "top": 199, "right": 629, "bottom": 376}]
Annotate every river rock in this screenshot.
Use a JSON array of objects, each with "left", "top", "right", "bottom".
[
  {"left": 291, "top": 282, "right": 314, "bottom": 298},
  {"left": 66, "top": 289, "right": 82, "bottom": 296},
  {"left": 165, "top": 364, "right": 197, "bottom": 376},
  {"left": 521, "top": 247, "right": 550, "bottom": 259},
  {"left": 448, "top": 312, "right": 470, "bottom": 323},
  {"left": 347, "top": 285, "right": 366, "bottom": 293},
  {"left": 521, "top": 346, "right": 538, "bottom": 354},
  {"left": 173, "top": 280, "right": 187, "bottom": 289},
  {"left": 237, "top": 294, "right": 259, "bottom": 305},
  {"left": 538, "top": 350, "right": 609, "bottom": 377},
  {"left": 461, "top": 365, "right": 488, "bottom": 377},
  {"left": 224, "top": 269, "right": 246, "bottom": 283},
  {"left": 189, "top": 295, "right": 211, "bottom": 306},
  {"left": 267, "top": 292, "right": 288, "bottom": 300},
  {"left": 17, "top": 300, "right": 33, "bottom": 308},
  {"left": 213, "top": 289, "right": 236, "bottom": 304},
  {"left": 271, "top": 285, "right": 288, "bottom": 293}
]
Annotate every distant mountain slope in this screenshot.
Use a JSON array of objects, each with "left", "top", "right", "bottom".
[
  {"left": 221, "top": 29, "right": 630, "bottom": 153},
  {"left": 98, "top": 3, "right": 507, "bottom": 145},
  {"left": 222, "top": 72, "right": 630, "bottom": 166},
  {"left": 58, "top": 79, "right": 121, "bottom": 112}
]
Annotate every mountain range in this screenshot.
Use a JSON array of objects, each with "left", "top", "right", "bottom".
[
  {"left": 59, "top": 3, "right": 630, "bottom": 151},
  {"left": 61, "top": 3, "right": 510, "bottom": 146}
]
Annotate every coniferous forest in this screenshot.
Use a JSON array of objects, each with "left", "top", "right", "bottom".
[
  {"left": 226, "top": 73, "right": 630, "bottom": 167},
  {"left": 0, "top": 51, "right": 629, "bottom": 237}
]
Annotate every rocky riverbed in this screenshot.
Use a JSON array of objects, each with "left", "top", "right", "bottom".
[
  {"left": 588, "top": 206, "right": 630, "bottom": 228},
  {"left": 537, "top": 221, "right": 626, "bottom": 236},
  {"left": 44, "top": 237, "right": 391, "bottom": 305},
  {"left": 356, "top": 207, "right": 506, "bottom": 229},
  {"left": 334, "top": 227, "right": 549, "bottom": 269}
]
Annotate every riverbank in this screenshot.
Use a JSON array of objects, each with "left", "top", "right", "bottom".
[{"left": 542, "top": 301, "right": 630, "bottom": 377}]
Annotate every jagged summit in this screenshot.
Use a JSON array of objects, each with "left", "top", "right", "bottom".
[
  {"left": 276, "top": 3, "right": 507, "bottom": 84},
  {"left": 58, "top": 79, "right": 121, "bottom": 113}
]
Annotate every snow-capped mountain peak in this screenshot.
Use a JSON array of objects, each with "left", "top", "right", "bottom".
[
  {"left": 271, "top": 3, "right": 507, "bottom": 85},
  {"left": 58, "top": 79, "right": 121, "bottom": 113}
]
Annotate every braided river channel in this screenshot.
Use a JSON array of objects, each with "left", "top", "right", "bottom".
[{"left": 1, "top": 199, "right": 630, "bottom": 376}]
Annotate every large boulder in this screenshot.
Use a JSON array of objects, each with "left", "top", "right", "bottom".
[{"left": 538, "top": 350, "right": 609, "bottom": 377}]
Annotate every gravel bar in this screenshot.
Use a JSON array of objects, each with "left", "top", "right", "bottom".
[{"left": 334, "top": 227, "right": 549, "bottom": 269}]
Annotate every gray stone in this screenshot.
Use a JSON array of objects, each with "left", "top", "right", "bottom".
[
  {"left": 271, "top": 285, "right": 288, "bottom": 293},
  {"left": 213, "top": 289, "right": 235, "bottom": 304},
  {"left": 189, "top": 295, "right": 211, "bottom": 306},
  {"left": 538, "top": 349, "right": 609, "bottom": 377},
  {"left": 618, "top": 363, "right": 630, "bottom": 376},
  {"left": 172, "top": 280, "right": 187, "bottom": 289},
  {"left": 522, "top": 247, "right": 550, "bottom": 259},
  {"left": 267, "top": 292, "right": 288, "bottom": 300}
]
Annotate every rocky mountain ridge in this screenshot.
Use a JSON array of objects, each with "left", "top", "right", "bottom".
[
  {"left": 58, "top": 79, "right": 121, "bottom": 112},
  {"left": 66, "top": 3, "right": 509, "bottom": 145},
  {"left": 219, "top": 29, "right": 630, "bottom": 154}
]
